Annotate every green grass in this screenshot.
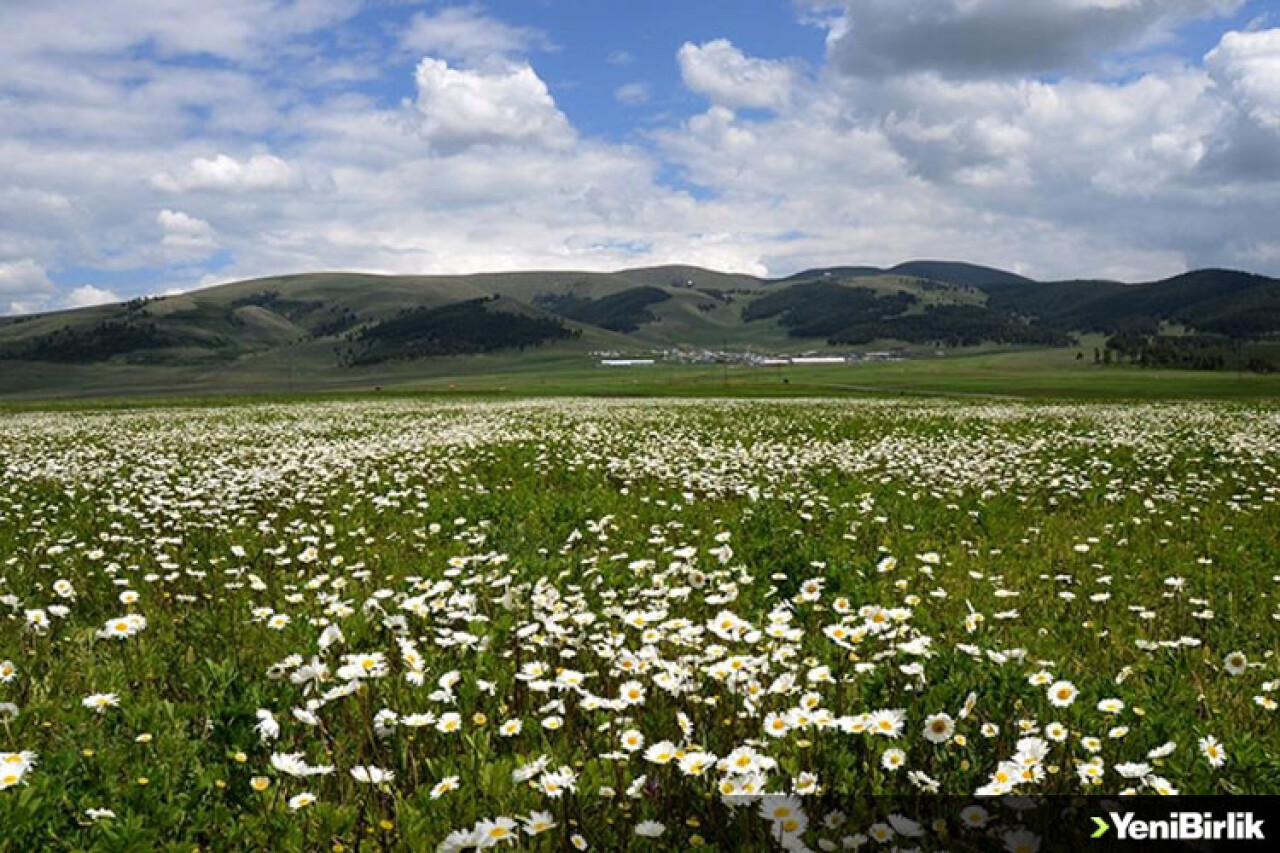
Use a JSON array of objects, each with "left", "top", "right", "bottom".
[
  {"left": 3, "top": 344, "right": 1279, "bottom": 407},
  {"left": 0, "top": 398, "right": 1277, "bottom": 851}
]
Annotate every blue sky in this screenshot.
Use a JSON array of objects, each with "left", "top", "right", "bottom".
[{"left": 1, "top": 0, "right": 1278, "bottom": 313}]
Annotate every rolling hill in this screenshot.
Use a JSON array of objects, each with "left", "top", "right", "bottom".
[{"left": 1, "top": 261, "right": 1278, "bottom": 398}]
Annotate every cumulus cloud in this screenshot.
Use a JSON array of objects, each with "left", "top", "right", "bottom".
[
  {"left": 658, "top": 30, "right": 1273, "bottom": 278},
  {"left": 1, "top": 1, "right": 1279, "bottom": 318},
  {"left": 151, "top": 153, "right": 299, "bottom": 192},
  {"left": 811, "top": 0, "right": 1244, "bottom": 78},
  {"left": 413, "top": 58, "right": 574, "bottom": 149},
  {"left": 1207, "top": 28, "right": 1280, "bottom": 130},
  {"left": 0, "top": 259, "right": 56, "bottom": 295},
  {"left": 401, "top": 5, "right": 550, "bottom": 64},
  {"left": 158, "top": 210, "right": 217, "bottom": 252},
  {"left": 678, "top": 40, "right": 800, "bottom": 110},
  {"left": 63, "top": 284, "right": 120, "bottom": 308}
]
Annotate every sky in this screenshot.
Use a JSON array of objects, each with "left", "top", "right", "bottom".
[{"left": 1, "top": 0, "right": 1279, "bottom": 314}]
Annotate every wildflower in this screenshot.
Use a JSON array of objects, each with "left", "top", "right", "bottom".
[
  {"left": 1115, "top": 762, "right": 1151, "bottom": 779},
  {"left": 97, "top": 614, "right": 146, "bottom": 639},
  {"left": 868, "top": 823, "right": 894, "bottom": 843},
  {"left": 0, "top": 754, "right": 35, "bottom": 790},
  {"left": 1047, "top": 681, "right": 1078, "bottom": 707},
  {"left": 475, "top": 817, "right": 519, "bottom": 847},
  {"left": 350, "top": 765, "right": 394, "bottom": 784},
  {"left": 255, "top": 709, "right": 280, "bottom": 742},
  {"left": 678, "top": 751, "right": 715, "bottom": 776},
  {"left": 634, "top": 820, "right": 665, "bottom": 838},
  {"left": 1198, "top": 736, "right": 1227, "bottom": 768},
  {"left": 922, "top": 712, "right": 954, "bottom": 744},
  {"left": 538, "top": 766, "right": 578, "bottom": 798},
  {"left": 438, "top": 829, "right": 476, "bottom": 853},
  {"left": 522, "top": 811, "right": 556, "bottom": 835},
  {"left": 644, "top": 740, "right": 677, "bottom": 765},
  {"left": 764, "top": 712, "right": 790, "bottom": 737},
  {"left": 431, "top": 776, "right": 460, "bottom": 799},
  {"left": 82, "top": 693, "right": 120, "bottom": 713},
  {"left": 270, "top": 753, "right": 335, "bottom": 777},
  {"left": 761, "top": 796, "right": 807, "bottom": 837},
  {"left": 722, "top": 746, "right": 762, "bottom": 774},
  {"left": 869, "top": 709, "right": 906, "bottom": 738},
  {"left": 881, "top": 748, "right": 906, "bottom": 771},
  {"left": 1223, "top": 652, "right": 1247, "bottom": 676},
  {"left": 618, "top": 680, "right": 646, "bottom": 705},
  {"left": 1003, "top": 828, "right": 1041, "bottom": 853},
  {"left": 288, "top": 792, "right": 317, "bottom": 810},
  {"left": 336, "top": 653, "right": 388, "bottom": 680}
]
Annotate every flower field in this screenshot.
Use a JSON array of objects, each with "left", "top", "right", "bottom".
[{"left": 1, "top": 398, "right": 1278, "bottom": 851}]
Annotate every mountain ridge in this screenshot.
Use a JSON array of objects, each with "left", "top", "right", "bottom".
[{"left": 2, "top": 260, "right": 1277, "bottom": 396}]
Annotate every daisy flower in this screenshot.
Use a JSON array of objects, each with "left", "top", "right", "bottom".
[
  {"left": 922, "top": 712, "right": 954, "bottom": 744},
  {"left": 431, "top": 776, "right": 460, "bottom": 799},
  {"left": 1223, "top": 652, "right": 1247, "bottom": 676},
  {"left": 82, "top": 693, "right": 120, "bottom": 713},
  {"left": 1047, "top": 681, "right": 1078, "bottom": 707},
  {"left": 350, "top": 765, "right": 394, "bottom": 784},
  {"left": 1198, "top": 735, "right": 1227, "bottom": 768}
]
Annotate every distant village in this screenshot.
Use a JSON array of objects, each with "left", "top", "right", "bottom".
[{"left": 594, "top": 348, "right": 908, "bottom": 367}]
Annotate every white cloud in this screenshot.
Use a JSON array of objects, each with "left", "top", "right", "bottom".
[
  {"left": 151, "top": 153, "right": 299, "bottom": 192},
  {"left": 158, "top": 209, "right": 217, "bottom": 252},
  {"left": 677, "top": 40, "right": 800, "bottom": 110},
  {"left": 401, "top": 6, "right": 550, "bottom": 64},
  {"left": 615, "top": 82, "right": 651, "bottom": 105},
  {"left": 0, "top": 259, "right": 56, "bottom": 295},
  {"left": 1207, "top": 28, "right": 1280, "bottom": 130},
  {"left": 63, "top": 284, "right": 120, "bottom": 308},
  {"left": 809, "top": 0, "right": 1245, "bottom": 78},
  {"left": 0, "top": 1, "right": 1279, "bottom": 320},
  {"left": 0, "top": 0, "right": 361, "bottom": 63},
  {"left": 413, "top": 58, "right": 574, "bottom": 150}
]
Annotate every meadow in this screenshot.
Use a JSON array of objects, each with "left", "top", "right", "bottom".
[{"left": 1, "top": 398, "right": 1278, "bottom": 851}]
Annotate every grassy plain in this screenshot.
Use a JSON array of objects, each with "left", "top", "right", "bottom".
[
  {"left": 0, "top": 398, "right": 1277, "bottom": 851},
  {"left": 2, "top": 343, "right": 1280, "bottom": 407}
]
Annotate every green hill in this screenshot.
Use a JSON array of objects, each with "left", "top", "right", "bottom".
[{"left": 1, "top": 261, "right": 1278, "bottom": 398}]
